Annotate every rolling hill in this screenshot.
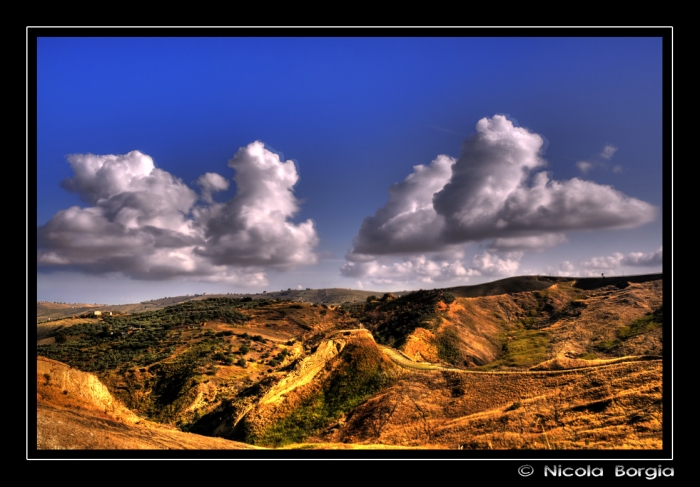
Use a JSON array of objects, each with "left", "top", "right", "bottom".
[{"left": 34, "top": 274, "right": 664, "bottom": 450}]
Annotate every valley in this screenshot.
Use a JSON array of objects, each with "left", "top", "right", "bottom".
[{"left": 34, "top": 274, "right": 664, "bottom": 451}]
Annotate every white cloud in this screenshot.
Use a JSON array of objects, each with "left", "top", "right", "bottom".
[
  {"left": 196, "top": 172, "right": 230, "bottom": 203},
  {"left": 555, "top": 261, "right": 576, "bottom": 276},
  {"left": 38, "top": 143, "right": 318, "bottom": 282},
  {"left": 560, "top": 261, "right": 575, "bottom": 272},
  {"left": 576, "top": 144, "right": 619, "bottom": 174},
  {"left": 194, "top": 142, "right": 318, "bottom": 269},
  {"left": 581, "top": 253, "right": 625, "bottom": 270},
  {"left": 549, "top": 247, "right": 663, "bottom": 277},
  {"left": 341, "top": 249, "right": 522, "bottom": 285},
  {"left": 600, "top": 144, "right": 618, "bottom": 160},
  {"left": 576, "top": 161, "right": 593, "bottom": 173},
  {"left": 469, "top": 251, "right": 522, "bottom": 277},
  {"left": 348, "top": 154, "right": 454, "bottom": 257},
  {"left": 621, "top": 246, "right": 663, "bottom": 267},
  {"left": 341, "top": 253, "right": 476, "bottom": 285},
  {"left": 344, "top": 115, "right": 657, "bottom": 281}
]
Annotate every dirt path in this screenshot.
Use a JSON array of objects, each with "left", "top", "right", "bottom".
[{"left": 379, "top": 345, "right": 660, "bottom": 375}]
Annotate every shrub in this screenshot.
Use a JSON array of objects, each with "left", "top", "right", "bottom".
[
  {"left": 595, "top": 339, "right": 620, "bottom": 352},
  {"left": 504, "top": 401, "right": 522, "bottom": 412},
  {"left": 617, "top": 308, "right": 662, "bottom": 339}
]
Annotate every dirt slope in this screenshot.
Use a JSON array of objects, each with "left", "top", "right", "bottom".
[
  {"left": 315, "top": 359, "right": 662, "bottom": 449},
  {"left": 36, "top": 357, "right": 260, "bottom": 450}
]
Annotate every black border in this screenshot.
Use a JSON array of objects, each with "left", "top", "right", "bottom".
[{"left": 28, "top": 26, "right": 673, "bottom": 469}]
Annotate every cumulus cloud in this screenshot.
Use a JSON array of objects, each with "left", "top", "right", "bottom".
[
  {"left": 38, "top": 143, "right": 318, "bottom": 282},
  {"left": 196, "top": 172, "right": 230, "bottom": 203},
  {"left": 348, "top": 154, "right": 453, "bottom": 258},
  {"left": 343, "top": 115, "right": 657, "bottom": 281},
  {"left": 193, "top": 142, "right": 318, "bottom": 268}
]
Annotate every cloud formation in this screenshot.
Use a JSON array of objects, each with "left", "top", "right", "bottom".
[
  {"left": 38, "top": 143, "right": 318, "bottom": 283},
  {"left": 343, "top": 115, "right": 657, "bottom": 281},
  {"left": 341, "top": 253, "right": 476, "bottom": 286},
  {"left": 347, "top": 154, "right": 453, "bottom": 257},
  {"left": 621, "top": 247, "right": 663, "bottom": 267},
  {"left": 579, "top": 247, "right": 663, "bottom": 272},
  {"left": 547, "top": 247, "right": 663, "bottom": 277},
  {"left": 193, "top": 142, "right": 318, "bottom": 268},
  {"left": 342, "top": 249, "right": 524, "bottom": 288}
]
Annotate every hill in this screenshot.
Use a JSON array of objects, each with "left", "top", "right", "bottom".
[{"left": 34, "top": 274, "right": 664, "bottom": 450}]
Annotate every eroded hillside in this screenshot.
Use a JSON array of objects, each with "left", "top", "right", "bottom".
[{"left": 35, "top": 274, "right": 664, "bottom": 450}]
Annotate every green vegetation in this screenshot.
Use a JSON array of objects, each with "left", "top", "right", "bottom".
[
  {"left": 37, "top": 321, "right": 171, "bottom": 372},
  {"left": 357, "top": 290, "right": 449, "bottom": 348},
  {"left": 595, "top": 308, "right": 662, "bottom": 354},
  {"left": 252, "top": 342, "right": 393, "bottom": 447},
  {"left": 436, "top": 326, "right": 463, "bottom": 366},
  {"left": 519, "top": 317, "right": 537, "bottom": 329},
  {"left": 479, "top": 328, "right": 551, "bottom": 370},
  {"left": 101, "top": 297, "right": 271, "bottom": 328},
  {"left": 130, "top": 338, "right": 229, "bottom": 422},
  {"left": 36, "top": 298, "right": 281, "bottom": 373},
  {"left": 268, "top": 349, "right": 288, "bottom": 367},
  {"left": 504, "top": 401, "right": 522, "bottom": 412},
  {"left": 578, "top": 353, "right": 598, "bottom": 360},
  {"left": 594, "top": 339, "right": 620, "bottom": 352},
  {"left": 617, "top": 307, "right": 662, "bottom": 339}
]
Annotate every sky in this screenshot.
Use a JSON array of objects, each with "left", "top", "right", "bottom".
[{"left": 34, "top": 31, "right": 667, "bottom": 304}]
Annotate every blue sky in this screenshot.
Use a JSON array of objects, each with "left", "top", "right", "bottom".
[{"left": 35, "top": 32, "right": 666, "bottom": 304}]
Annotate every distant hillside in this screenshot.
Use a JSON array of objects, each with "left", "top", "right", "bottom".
[
  {"left": 37, "top": 288, "right": 396, "bottom": 324},
  {"left": 444, "top": 273, "right": 661, "bottom": 297},
  {"left": 37, "top": 274, "right": 661, "bottom": 323}
]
